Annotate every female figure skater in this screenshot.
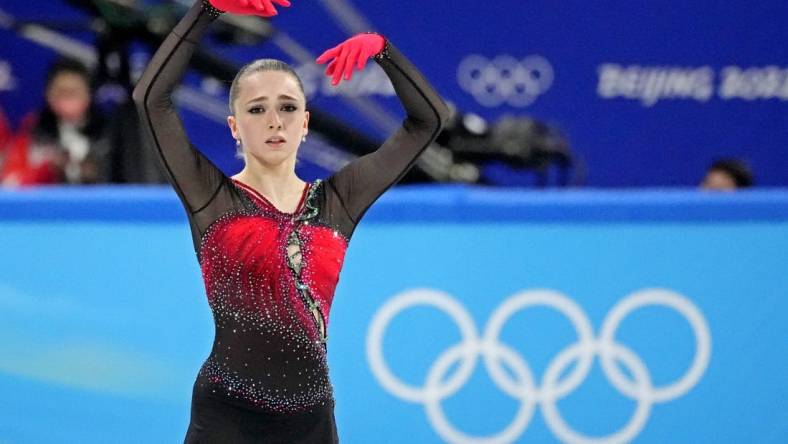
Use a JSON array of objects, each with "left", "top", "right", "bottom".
[{"left": 132, "top": 0, "right": 448, "bottom": 442}]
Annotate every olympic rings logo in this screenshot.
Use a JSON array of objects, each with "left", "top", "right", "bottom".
[
  {"left": 457, "top": 55, "right": 554, "bottom": 108},
  {"left": 367, "top": 288, "right": 712, "bottom": 444}
]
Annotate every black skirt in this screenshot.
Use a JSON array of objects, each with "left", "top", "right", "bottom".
[{"left": 183, "top": 380, "right": 339, "bottom": 443}]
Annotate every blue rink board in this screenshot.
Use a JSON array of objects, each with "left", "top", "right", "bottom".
[{"left": 0, "top": 186, "right": 787, "bottom": 443}]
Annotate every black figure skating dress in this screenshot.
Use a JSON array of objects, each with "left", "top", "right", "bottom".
[{"left": 132, "top": 1, "right": 449, "bottom": 442}]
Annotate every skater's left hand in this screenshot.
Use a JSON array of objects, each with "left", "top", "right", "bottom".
[{"left": 315, "top": 33, "right": 386, "bottom": 86}]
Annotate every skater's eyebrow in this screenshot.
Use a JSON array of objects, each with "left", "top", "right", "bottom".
[{"left": 246, "top": 94, "right": 299, "bottom": 104}]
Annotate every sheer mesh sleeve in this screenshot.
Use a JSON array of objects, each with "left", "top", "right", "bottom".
[
  {"left": 323, "top": 41, "right": 450, "bottom": 239},
  {"left": 132, "top": 0, "right": 238, "bottom": 252}
]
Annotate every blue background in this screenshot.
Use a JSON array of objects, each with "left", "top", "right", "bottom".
[
  {"left": 1, "top": 0, "right": 787, "bottom": 186},
  {"left": 1, "top": 186, "right": 787, "bottom": 443}
]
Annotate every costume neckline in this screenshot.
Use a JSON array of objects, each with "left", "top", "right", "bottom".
[{"left": 231, "top": 178, "right": 311, "bottom": 216}]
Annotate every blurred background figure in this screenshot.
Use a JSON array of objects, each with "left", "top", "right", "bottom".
[
  {"left": 700, "top": 158, "right": 754, "bottom": 191},
  {"left": 0, "top": 58, "right": 109, "bottom": 186}
]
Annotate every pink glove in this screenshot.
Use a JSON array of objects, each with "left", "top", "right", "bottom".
[
  {"left": 208, "top": 0, "right": 291, "bottom": 17},
  {"left": 315, "top": 33, "right": 386, "bottom": 85}
]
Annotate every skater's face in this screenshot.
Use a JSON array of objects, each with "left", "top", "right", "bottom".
[{"left": 228, "top": 71, "right": 309, "bottom": 168}]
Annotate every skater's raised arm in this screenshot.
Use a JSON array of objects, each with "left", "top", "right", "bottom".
[
  {"left": 316, "top": 34, "right": 451, "bottom": 237},
  {"left": 132, "top": 0, "right": 231, "bottom": 215}
]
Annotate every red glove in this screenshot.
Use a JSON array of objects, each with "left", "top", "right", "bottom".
[
  {"left": 208, "top": 0, "right": 291, "bottom": 17},
  {"left": 315, "top": 33, "right": 386, "bottom": 86}
]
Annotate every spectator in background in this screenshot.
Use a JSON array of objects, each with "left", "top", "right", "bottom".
[
  {"left": 1, "top": 58, "right": 109, "bottom": 186},
  {"left": 700, "top": 158, "right": 753, "bottom": 191}
]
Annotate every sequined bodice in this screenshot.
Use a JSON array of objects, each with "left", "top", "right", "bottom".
[{"left": 197, "top": 179, "right": 349, "bottom": 413}]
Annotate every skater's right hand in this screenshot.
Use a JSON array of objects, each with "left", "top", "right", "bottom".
[{"left": 207, "top": 0, "right": 291, "bottom": 17}]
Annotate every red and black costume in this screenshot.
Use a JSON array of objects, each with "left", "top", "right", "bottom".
[{"left": 132, "top": 1, "right": 449, "bottom": 442}]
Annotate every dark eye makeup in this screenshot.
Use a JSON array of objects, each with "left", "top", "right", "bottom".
[{"left": 247, "top": 104, "right": 298, "bottom": 114}]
